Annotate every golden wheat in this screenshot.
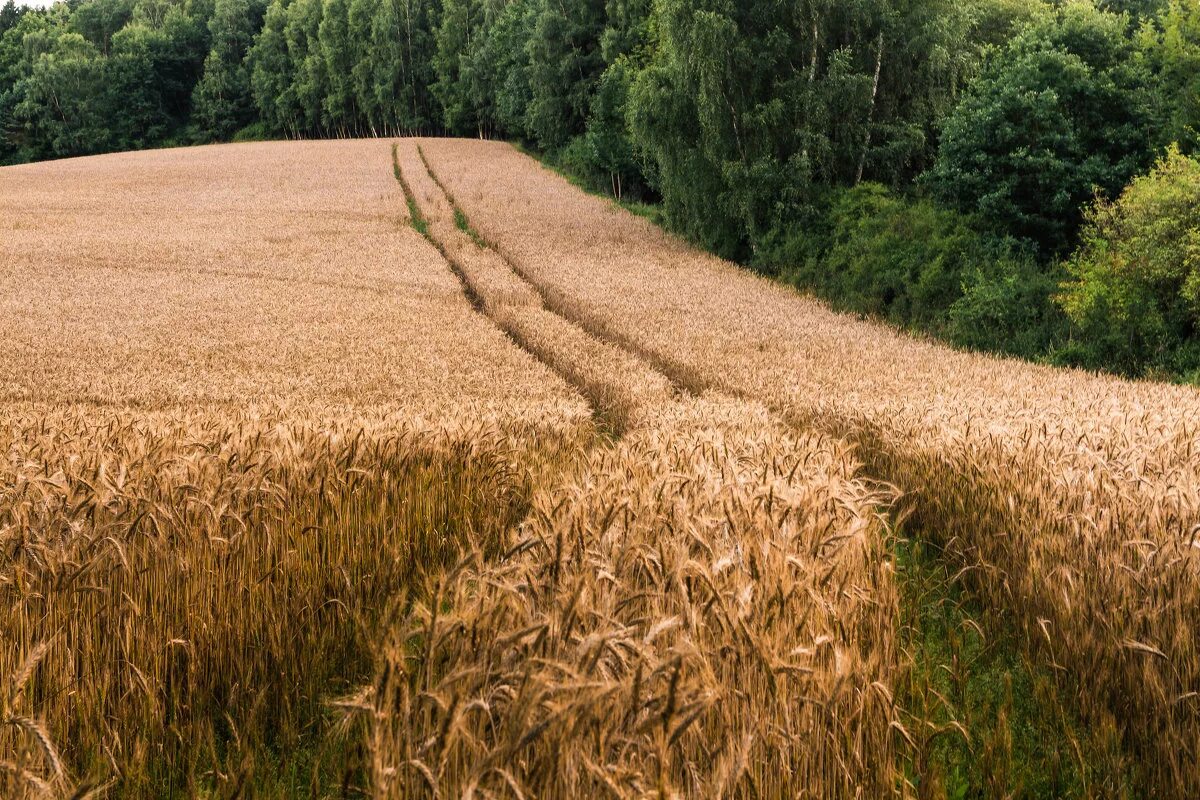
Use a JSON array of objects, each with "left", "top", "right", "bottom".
[
  {"left": 419, "top": 136, "right": 1200, "bottom": 795},
  {"left": 376, "top": 141, "right": 904, "bottom": 798},
  {"left": 11, "top": 134, "right": 1195, "bottom": 798},
  {"left": 364, "top": 395, "right": 899, "bottom": 798},
  {"left": 0, "top": 141, "right": 591, "bottom": 797}
]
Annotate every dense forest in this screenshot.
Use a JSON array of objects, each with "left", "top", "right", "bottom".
[{"left": 3, "top": 0, "right": 1199, "bottom": 381}]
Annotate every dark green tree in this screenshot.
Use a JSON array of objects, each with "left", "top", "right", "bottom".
[
  {"left": 284, "top": 0, "right": 325, "bottom": 133},
  {"left": 1139, "top": 0, "right": 1200, "bottom": 152},
  {"left": 524, "top": 0, "right": 605, "bottom": 150},
  {"left": 149, "top": 3, "right": 212, "bottom": 122},
  {"left": 629, "top": 0, "right": 975, "bottom": 257},
  {"left": 318, "top": 0, "right": 356, "bottom": 134},
  {"left": 581, "top": 0, "right": 651, "bottom": 198},
  {"left": 192, "top": 0, "right": 265, "bottom": 139},
  {"left": 0, "top": 1, "right": 23, "bottom": 38},
  {"left": 930, "top": 1, "right": 1159, "bottom": 255},
  {"left": 14, "top": 31, "right": 111, "bottom": 158},
  {"left": 433, "top": 0, "right": 481, "bottom": 133},
  {"left": 248, "top": 0, "right": 296, "bottom": 134},
  {"left": 105, "top": 23, "right": 174, "bottom": 149},
  {"left": 70, "top": 0, "right": 136, "bottom": 54},
  {"left": 469, "top": 0, "right": 534, "bottom": 138},
  {"left": 360, "top": 0, "right": 439, "bottom": 135},
  {"left": 0, "top": 8, "right": 57, "bottom": 162}
]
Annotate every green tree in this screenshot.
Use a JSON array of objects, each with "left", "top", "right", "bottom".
[
  {"left": 433, "top": 0, "right": 481, "bottom": 133},
  {"left": 70, "top": 0, "right": 136, "bottom": 54},
  {"left": 629, "top": 0, "right": 976, "bottom": 257},
  {"left": 1058, "top": 146, "right": 1200, "bottom": 378},
  {"left": 0, "top": 1, "right": 24, "bottom": 38},
  {"left": 581, "top": 0, "right": 652, "bottom": 198},
  {"left": 0, "top": 6, "right": 66, "bottom": 156},
  {"left": 359, "top": 0, "right": 438, "bottom": 136},
  {"left": 1099, "top": 0, "right": 1167, "bottom": 19},
  {"left": 249, "top": 0, "right": 296, "bottom": 134},
  {"left": 284, "top": 0, "right": 325, "bottom": 134},
  {"left": 524, "top": 0, "right": 605, "bottom": 150},
  {"left": 105, "top": 23, "right": 174, "bottom": 149},
  {"left": 192, "top": 0, "right": 265, "bottom": 139},
  {"left": 14, "top": 31, "right": 111, "bottom": 158},
  {"left": 146, "top": 3, "right": 212, "bottom": 123},
  {"left": 469, "top": 0, "right": 534, "bottom": 138},
  {"left": 930, "top": 1, "right": 1159, "bottom": 255},
  {"left": 585, "top": 57, "right": 639, "bottom": 197},
  {"left": 1139, "top": 0, "right": 1200, "bottom": 152},
  {"left": 317, "top": 0, "right": 356, "bottom": 134}
]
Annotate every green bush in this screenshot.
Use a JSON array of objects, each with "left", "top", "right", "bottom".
[
  {"left": 949, "top": 256, "right": 1068, "bottom": 358},
  {"left": 763, "top": 185, "right": 991, "bottom": 326},
  {"left": 1057, "top": 145, "right": 1200, "bottom": 378},
  {"left": 232, "top": 120, "right": 270, "bottom": 142},
  {"left": 758, "top": 183, "right": 1067, "bottom": 358}
]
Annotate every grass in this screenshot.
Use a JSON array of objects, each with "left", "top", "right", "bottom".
[
  {"left": 896, "top": 537, "right": 1138, "bottom": 799},
  {"left": 393, "top": 142, "right": 430, "bottom": 240}
]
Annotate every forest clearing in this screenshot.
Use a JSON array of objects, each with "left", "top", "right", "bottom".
[{"left": 3, "top": 139, "right": 1200, "bottom": 798}]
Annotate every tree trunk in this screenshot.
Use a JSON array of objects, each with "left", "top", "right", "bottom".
[
  {"left": 801, "top": 8, "right": 820, "bottom": 165},
  {"left": 856, "top": 32, "right": 884, "bottom": 185}
]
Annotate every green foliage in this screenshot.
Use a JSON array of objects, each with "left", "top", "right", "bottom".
[
  {"left": 471, "top": 0, "right": 535, "bottom": 139},
  {"left": 316, "top": 0, "right": 353, "bottom": 132},
  {"left": 14, "top": 31, "right": 112, "bottom": 158},
  {"left": 930, "top": 1, "right": 1160, "bottom": 255},
  {"left": 286, "top": 0, "right": 327, "bottom": 133},
  {"left": 432, "top": 0, "right": 481, "bottom": 134},
  {"left": 1099, "top": 0, "right": 1168, "bottom": 18},
  {"left": 192, "top": 0, "right": 264, "bottom": 141},
  {"left": 70, "top": 0, "right": 136, "bottom": 53},
  {"left": 949, "top": 255, "right": 1068, "bottom": 359},
  {"left": 248, "top": 0, "right": 294, "bottom": 134},
  {"left": 824, "top": 186, "right": 980, "bottom": 330},
  {"left": 1138, "top": 0, "right": 1200, "bottom": 153},
  {"left": 0, "top": 1, "right": 24, "bottom": 38},
  {"left": 628, "top": 0, "right": 980, "bottom": 258},
  {"left": 524, "top": 0, "right": 605, "bottom": 150},
  {"left": 1058, "top": 146, "right": 1200, "bottom": 379},
  {"left": 756, "top": 183, "right": 1067, "bottom": 359}
]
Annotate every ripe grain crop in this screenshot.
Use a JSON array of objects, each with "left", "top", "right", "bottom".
[
  {"left": 0, "top": 141, "right": 592, "bottom": 796},
  {"left": 362, "top": 395, "right": 900, "bottom": 798},
  {"left": 370, "top": 142, "right": 908, "bottom": 797},
  {"left": 12, "top": 134, "right": 1194, "bottom": 797},
  {"left": 419, "top": 137, "right": 1200, "bottom": 794},
  {"left": 393, "top": 140, "right": 677, "bottom": 433}
]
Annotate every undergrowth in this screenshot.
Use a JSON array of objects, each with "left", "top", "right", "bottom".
[{"left": 897, "top": 536, "right": 1138, "bottom": 799}]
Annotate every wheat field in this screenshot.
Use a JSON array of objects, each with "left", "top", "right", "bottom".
[{"left": 2, "top": 139, "right": 1198, "bottom": 797}]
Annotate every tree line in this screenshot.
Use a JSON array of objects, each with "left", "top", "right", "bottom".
[{"left": 2, "top": 0, "right": 1199, "bottom": 381}]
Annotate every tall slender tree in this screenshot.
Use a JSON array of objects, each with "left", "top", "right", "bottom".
[{"left": 192, "top": 0, "right": 265, "bottom": 139}]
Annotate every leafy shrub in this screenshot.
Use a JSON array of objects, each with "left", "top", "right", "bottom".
[
  {"left": 763, "top": 185, "right": 991, "bottom": 325},
  {"left": 232, "top": 120, "right": 270, "bottom": 142},
  {"left": 1057, "top": 145, "right": 1200, "bottom": 377},
  {"left": 758, "top": 182, "right": 1067, "bottom": 358},
  {"left": 949, "top": 256, "right": 1068, "bottom": 358}
]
